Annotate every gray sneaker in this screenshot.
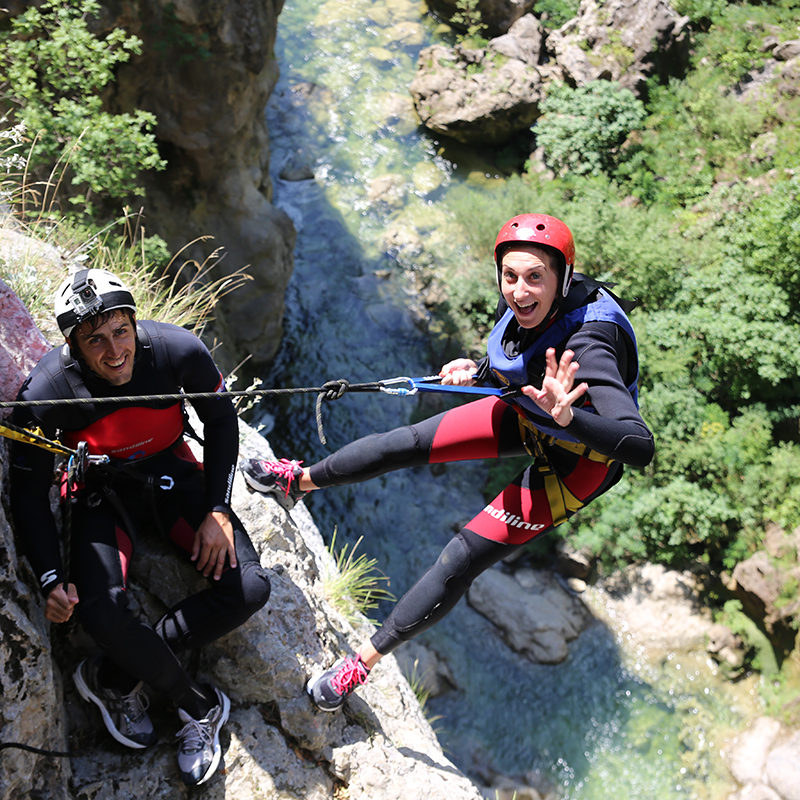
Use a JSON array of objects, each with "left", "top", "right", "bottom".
[
  {"left": 306, "top": 654, "right": 370, "bottom": 712},
  {"left": 175, "top": 687, "right": 230, "bottom": 786},
  {"left": 73, "top": 657, "right": 156, "bottom": 749},
  {"left": 240, "top": 457, "right": 307, "bottom": 510}
]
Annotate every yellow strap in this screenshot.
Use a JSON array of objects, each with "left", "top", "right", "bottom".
[
  {"left": 542, "top": 471, "right": 586, "bottom": 527},
  {"left": 0, "top": 421, "right": 71, "bottom": 456},
  {"left": 517, "top": 415, "right": 615, "bottom": 466}
]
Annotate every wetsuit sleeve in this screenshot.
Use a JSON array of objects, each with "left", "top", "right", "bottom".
[
  {"left": 166, "top": 326, "right": 239, "bottom": 510},
  {"left": 8, "top": 387, "right": 65, "bottom": 597},
  {"left": 560, "top": 321, "right": 654, "bottom": 467}
]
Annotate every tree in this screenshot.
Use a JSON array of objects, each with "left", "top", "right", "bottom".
[
  {"left": 0, "top": 0, "right": 165, "bottom": 214},
  {"left": 534, "top": 80, "right": 646, "bottom": 177}
]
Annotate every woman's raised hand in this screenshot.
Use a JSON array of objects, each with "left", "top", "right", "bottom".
[{"left": 521, "top": 348, "right": 588, "bottom": 427}]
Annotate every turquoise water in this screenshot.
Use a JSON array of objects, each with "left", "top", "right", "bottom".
[{"left": 261, "top": 1, "right": 752, "bottom": 796}]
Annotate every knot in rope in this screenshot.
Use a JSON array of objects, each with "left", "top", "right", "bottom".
[{"left": 315, "top": 379, "right": 351, "bottom": 446}]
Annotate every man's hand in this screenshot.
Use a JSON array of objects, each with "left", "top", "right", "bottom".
[
  {"left": 191, "top": 510, "right": 237, "bottom": 580},
  {"left": 521, "top": 348, "right": 588, "bottom": 427},
  {"left": 440, "top": 358, "right": 478, "bottom": 386},
  {"left": 46, "top": 583, "right": 79, "bottom": 623}
]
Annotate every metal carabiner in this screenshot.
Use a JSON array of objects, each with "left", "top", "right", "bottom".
[{"left": 378, "top": 376, "right": 418, "bottom": 396}]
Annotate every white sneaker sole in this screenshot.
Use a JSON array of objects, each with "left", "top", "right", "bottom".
[
  {"left": 192, "top": 689, "right": 231, "bottom": 787},
  {"left": 73, "top": 662, "right": 150, "bottom": 750},
  {"left": 305, "top": 671, "right": 345, "bottom": 712}
]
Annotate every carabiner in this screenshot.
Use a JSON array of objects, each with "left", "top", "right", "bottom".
[{"left": 378, "top": 377, "right": 418, "bottom": 396}]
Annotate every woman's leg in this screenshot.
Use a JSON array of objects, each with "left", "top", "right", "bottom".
[
  {"left": 308, "top": 395, "right": 525, "bottom": 488},
  {"left": 307, "top": 450, "right": 624, "bottom": 709}
]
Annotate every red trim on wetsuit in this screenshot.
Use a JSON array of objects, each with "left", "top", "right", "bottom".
[
  {"left": 467, "top": 483, "right": 553, "bottom": 545},
  {"left": 466, "top": 456, "right": 612, "bottom": 545},
  {"left": 429, "top": 396, "right": 508, "bottom": 463},
  {"left": 116, "top": 525, "right": 133, "bottom": 586},
  {"left": 169, "top": 517, "right": 196, "bottom": 554},
  {"left": 62, "top": 403, "right": 184, "bottom": 460}
]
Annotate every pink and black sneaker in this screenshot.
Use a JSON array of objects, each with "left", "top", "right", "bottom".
[
  {"left": 306, "top": 654, "right": 370, "bottom": 712},
  {"left": 241, "top": 457, "right": 307, "bottom": 510}
]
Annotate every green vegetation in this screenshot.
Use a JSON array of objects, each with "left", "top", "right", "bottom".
[
  {"left": 0, "top": 2, "right": 246, "bottom": 344},
  {"left": 451, "top": 0, "right": 488, "bottom": 46},
  {"left": 436, "top": 0, "right": 800, "bottom": 577},
  {"left": 535, "top": 81, "right": 647, "bottom": 177},
  {"left": 0, "top": 0, "right": 165, "bottom": 218},
  {"left": 323, "top": 530, "right": 395, "bottom": 624},
  {"left": 533, "top": 0, "right": 580, "bottom": 29}
]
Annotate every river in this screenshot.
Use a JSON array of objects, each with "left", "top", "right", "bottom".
[{"left": 257, "top": 0, "right": 757, "bottom": 796}]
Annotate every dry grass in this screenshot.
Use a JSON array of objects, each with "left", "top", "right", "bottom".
[{"left": 0, "top": 134, "right": 250, "bottom": 343}]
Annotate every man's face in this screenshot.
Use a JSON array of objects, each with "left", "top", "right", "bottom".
[
  {"left": 499, "top": 245, "right": 559, "bottom": 329},
  {"left": 71, "top": 310, "right": 136, "bottom": 386}
]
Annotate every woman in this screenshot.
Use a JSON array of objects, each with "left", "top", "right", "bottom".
[{"left": 243, "top": 213, "right": 654, "bottom": 711}]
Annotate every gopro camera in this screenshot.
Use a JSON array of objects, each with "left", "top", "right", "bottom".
[{"left": 69, "top": 276, "right": 104, "bottom": 320}]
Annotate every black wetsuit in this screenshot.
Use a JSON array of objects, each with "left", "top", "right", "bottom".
[
  {"left": 10, "top": 320, "right": 270, "bottom": 712},
  {"left": 307, "top": 276, "right": 654, "bottom": 655}
]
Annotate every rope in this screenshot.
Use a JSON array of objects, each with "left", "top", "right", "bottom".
[
  {"left": 0, "top": 375, "right": 511, "bottom": 452},
  {"left": 0, "top": 742, "right": 72, "bottom": 757},
  {"left": 0, "top": 381, "right": 385, "bottom": 409}
]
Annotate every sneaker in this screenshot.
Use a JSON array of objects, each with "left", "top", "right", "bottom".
[
  {"left": 306, "top": 655, "right": 370, "bottom": 712},
  {"left": 241, "top": 457, "right": 307, "bottom": 510},
  {"left": 175, "top": 687, "right": 230, "bottom": 787},
  {"left": 73, "top": 657, "right": 156, "bottom": 749}
]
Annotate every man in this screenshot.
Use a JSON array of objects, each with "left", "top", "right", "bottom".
[
  {"left": 242, "top": 213, "right": 653, "bottom": 712},
  {"left": 10, "top": 268, "right": 270, "bottom": 786}
]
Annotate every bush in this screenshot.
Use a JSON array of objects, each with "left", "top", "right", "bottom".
[
  {"left": 0, "top": 0, "right": 165, "bottom": 215},
  {"left": 534, "top": 81, "right": 646, "bottom": 177}
]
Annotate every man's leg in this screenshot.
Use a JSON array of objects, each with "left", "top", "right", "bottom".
[{"left": 154, "top": 508, "right": 271, "bottom": 652}]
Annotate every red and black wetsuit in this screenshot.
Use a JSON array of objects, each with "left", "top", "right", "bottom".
[
  {"left": 10, "top": 320, "right": 270, "bottom": 709},
  {"left": 306, "top": 275, "right": 654, "bottom": 655}
]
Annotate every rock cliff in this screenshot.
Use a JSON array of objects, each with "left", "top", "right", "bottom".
[
  {"left": 0, "top": 286, "right": 485, "bottom": 800},
  {"left": 96, "top": 0, "right": 297, "bottom": 375},
  {"left": 410, "top": 0, "right": 690, "bottom": 145}
]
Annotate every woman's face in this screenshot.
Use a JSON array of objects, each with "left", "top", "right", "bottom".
[{"left": 499, "top": 245, "right": 559, "bottom": 329}]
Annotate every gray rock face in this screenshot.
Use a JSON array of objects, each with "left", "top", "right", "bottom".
[
  {"left": 467, "top": 567, "right": 590, "bottom": 663},
  {"left": 0, "top": 290, "right": 484, "bottom": 800},
  {"left": 545, "top": 0, "right": 691, "bottom": 93},
  {"left": 409, "top": 16, "right": 548, "bottom": 145},
  {"left": 410, "top": 0, "right": 690, "bottom": 144},
  {"left": 98, "top": 0, "right": 297, "bottom": 374},
  {"left": 725, "top": 719, "right": 800, "bottom": 800}
]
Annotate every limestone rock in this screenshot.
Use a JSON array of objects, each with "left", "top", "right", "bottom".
[
  {"left": 585, "top": 563, "right": 717, "bottom": 659},
  {"left": 727, "top": 717, "right": 783, "bottom": 787},
  {"left": 0, "top": 275, "right": 53, "bottom": 413},
  {"left": 411, "top": 0, "right": 690, "bottom": 145},
  {"left": 544, "top": 0, "right": 691, "bottom": 95},
  {"left": 764, "top": 732, "right": 800, "bottom": 800},
  {"left": 95, "top": 1, "right": 297, "bottom": 375},
  {"left": 467, "top": 567, "right": 590, "bottom": 663},
  {"left": 731, "top": 550, "right": 800, "bottom": 639},
  {"left": 774, "top": 39, "right": 800, "bottom": 61},
  {"left": 0, "top": 284, "right": 485, "bottom": 800},
  {"left": 410, "top": 16, "right": 547, "bottom": 145},
  {"left": 0, "top": 373, "right": 69, "bottom": 799}
]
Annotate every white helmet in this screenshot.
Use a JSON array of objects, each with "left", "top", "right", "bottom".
[{"left": 55, "top": 268, "right": 136, "bottom": 337}]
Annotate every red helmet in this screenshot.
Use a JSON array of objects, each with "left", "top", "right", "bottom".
[{"left": 494, "top": 213, "right": 576, "bottom": 297}]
